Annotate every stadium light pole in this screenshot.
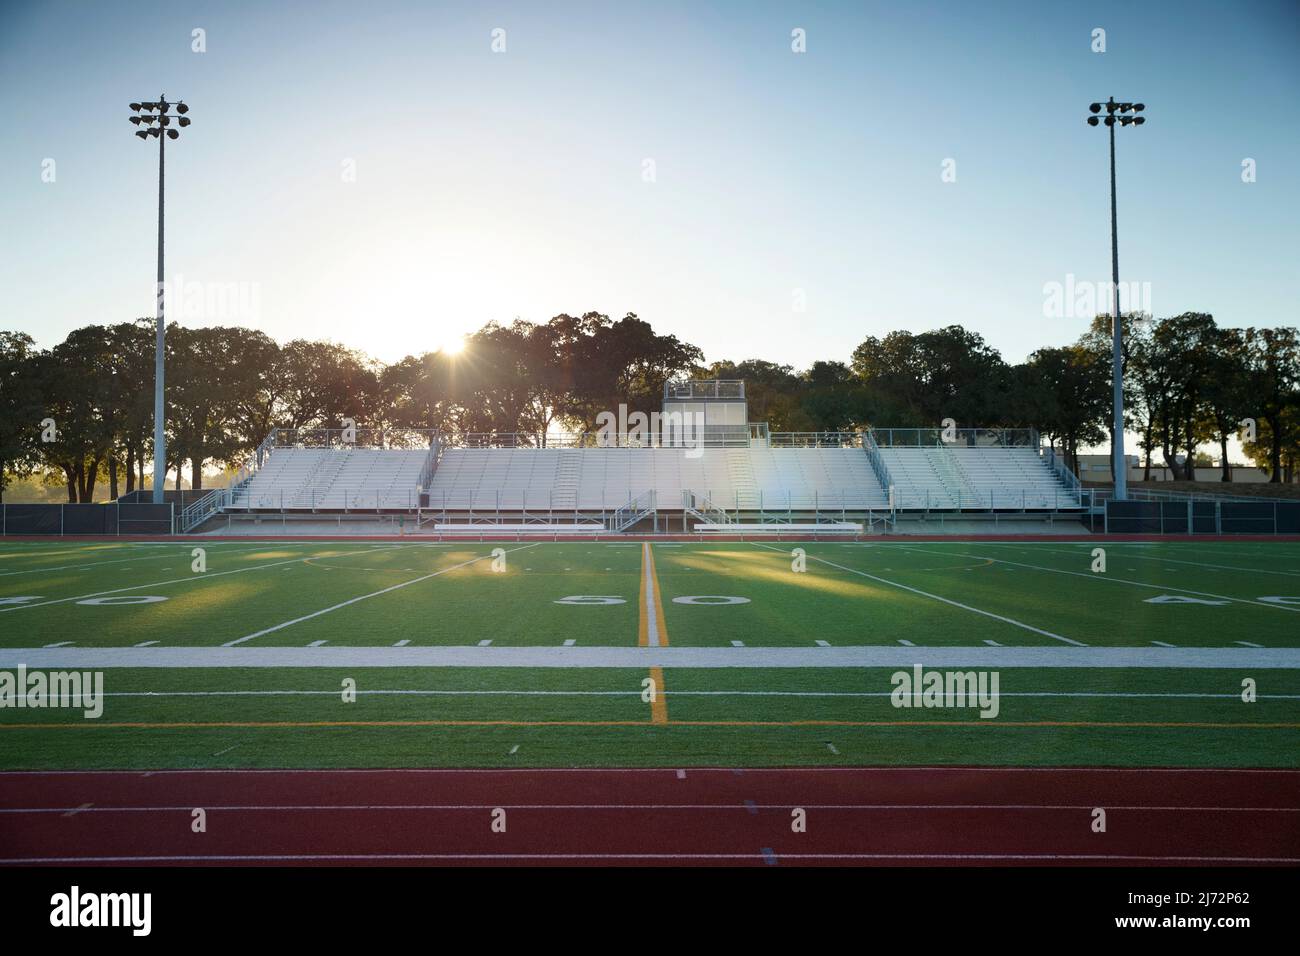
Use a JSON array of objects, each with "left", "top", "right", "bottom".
[
  {"left": 1087, "top": 97, "right": 1145, "bottom": 501},
  {"left": 129, "top": 96, "right": 192, "bottom": 503}
]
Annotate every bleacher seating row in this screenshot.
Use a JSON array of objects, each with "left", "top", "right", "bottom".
[
  {"left": 878, "top": 447, "right": 1076, "bottom": 510},
  {"left": 425, "top": 447, "right": 891, "bottom": 511},
  {"left": 232, "top": 447, "right": 427, "bottom": 510},
  {"left": 223, "top": 442, "right": 1080, "bottom": 515}
]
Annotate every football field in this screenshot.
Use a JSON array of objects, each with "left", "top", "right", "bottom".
[{"left": 2, "top": 538, "right": 1298, "bottom": 770}]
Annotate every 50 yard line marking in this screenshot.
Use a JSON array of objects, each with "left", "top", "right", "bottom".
[
  {"left": 640, "top": 543, "right": 669, "bottom": 723},
  {"left": 224, "top": 543, "right": 540, "bottom": 646}
]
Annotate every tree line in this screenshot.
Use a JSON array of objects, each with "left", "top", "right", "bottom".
[{"left": 1, "top": 311, "right": 1297, "bottom": 503}]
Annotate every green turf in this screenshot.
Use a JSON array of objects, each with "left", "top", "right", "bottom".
[{"left": 1, "top": 539, "right": 1298, "bottom": 769}]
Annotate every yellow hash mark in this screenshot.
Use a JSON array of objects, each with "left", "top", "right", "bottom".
[{"left": 649, "top": 665, "right": 668, "bottom": 724}]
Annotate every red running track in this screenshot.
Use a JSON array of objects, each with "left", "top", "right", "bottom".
[{"left": 1, "top": 767, "right": 1298, "bottom": 866}]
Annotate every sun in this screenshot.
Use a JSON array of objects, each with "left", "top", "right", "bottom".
[{"left": 438, "top": 336, "right": 465, "bottom": 355}]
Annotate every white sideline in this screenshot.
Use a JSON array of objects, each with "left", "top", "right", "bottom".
[
  {"left": 2, "top": 645, "right": 1297, "bottom": 668},
  {"left": 753, "top": 544, "right": 1087, "bottom": 647},
  {"left": 67, "top": 689, "right": 1300, "bottom": 700}
]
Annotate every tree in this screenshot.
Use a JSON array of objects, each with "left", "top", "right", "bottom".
[
  {"left": 168, "top": 326, "right": 277, "bottom": 490},
  {"left": 1242, "top": 327, "right": 1300, "bottom": 482},
  {"left": 105, "top": 321, "right": 156, "bottom": 495},
  {"left": 1197, "top": 327, "right": 1250, "bottom": 481},
  {"left": 701, "top": 359, "right": 805, "bottom": 430},
  {"left": 851, "top": 326, "right": 1008, "bottom": 428},
  {"left": 1017, "top": 346, "right": 1108, "bottom": 475},
  {"left": 34, "top": 327, "right": 118, "bottom": 502},
  {"left": 798, "top": 361, "right": 873, "bottom": 432},
  {"left": 1077, "top": 312, "right": 1148, "bottom": 481},
  {"left": 274, "top": 340, "right": 377, "bottom": 431},
  {"left": 0, "top": 332, "right": 44, "bottom": 504}
]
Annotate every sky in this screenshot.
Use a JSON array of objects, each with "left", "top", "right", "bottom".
[{"left": 1, "top": 0, "right": 1297, "bottom": 371}]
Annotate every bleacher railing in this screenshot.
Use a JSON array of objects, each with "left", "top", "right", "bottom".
[
  {"left": 768, "top": 432, "right": 863, "bottom": 448},
  {"left": 1040, "top": 445, "right": 1083, "bottom": 502},
  {"left": 417, "top": 435, "right": 443, "bottom": 493},
  {"left": 862, "top": 430, "right": 895, "bottom": 510},
  {"left": 871, "top": 428, "right": 1038, "bottom": 448},
  {"left": 886, "top": 488, "right": 1078, "bottom": 511},
  {"left": 266, "top": 427, "right": 440, "bottom": 449}
]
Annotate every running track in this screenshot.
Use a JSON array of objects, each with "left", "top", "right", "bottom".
[{"left": 1, "top": 767, "right": 1298, "bottom": 866}]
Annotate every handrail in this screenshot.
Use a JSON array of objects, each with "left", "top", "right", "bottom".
[
  {"left": 417, "top": 433, "right": 443, "bottom": 492},
  {"left": 682, "top": 490, "right": 733, "bottom": 525},
  {"left": 609, "top": 490, "right": 656, "bottom": 532},
  {"left": 1041, "top": 445, "right": 1083, "bottom": 499},
  {"left": 177, "top": 487, "right": 230, "bottom": 532},
  {"left": 862, "top": 430, "right": 896, "bottom": 511}
]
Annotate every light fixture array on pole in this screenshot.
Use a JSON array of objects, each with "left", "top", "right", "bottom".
[
  {"left": 1086, "top": 96, "right": 1145, "bottom": 501},
  {"left": 129, "top": 96, "right": 191, "bottom": 504}
]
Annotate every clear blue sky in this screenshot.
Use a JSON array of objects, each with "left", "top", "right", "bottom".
[{"left": 1, "top": 0, "right": 1296, "bottom": 368}]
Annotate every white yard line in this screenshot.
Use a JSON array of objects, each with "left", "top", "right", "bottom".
[
  {"left": 0, "top": 544, "right": 405, "bottom": 614},
  {"left": 899, "top": 545, "right": 1300, "bottom": 613},
  {"left": 222, "top": 544, "right": 539, "bottom": 646},
  {"left": 754, "top": 544, "right": 1086, "bottom": 646}
]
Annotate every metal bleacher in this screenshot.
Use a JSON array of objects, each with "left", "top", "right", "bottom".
[
  {"left": 877, "top": 444, "right": 1080, "bottom": 510},
  {"left": 422, "top": 445, "right": 891, "bottom": 514},
  {"left": 231, "top": 446, "right": 426, "bottom": 511},
  {"left": 186, "top": 420, "right": 1082, "bottom": 533}
]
